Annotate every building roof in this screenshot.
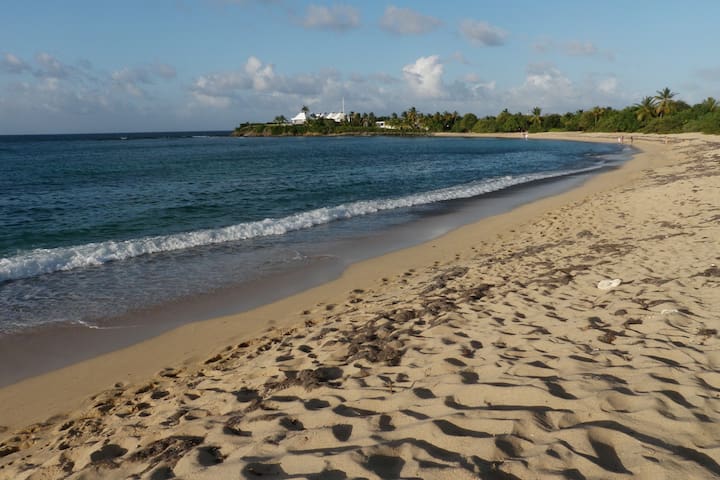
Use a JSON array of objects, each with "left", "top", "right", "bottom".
[{"left": 291, "top": 111, "right": 309, "bottom": 122}]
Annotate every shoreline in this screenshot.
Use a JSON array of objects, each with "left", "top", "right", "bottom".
[
  {"left": 0, "top": 139, "right": 627, "bottom": 388},
  {"left": 1, "top": 132, "right": 718, "bottom": 478},
  {"left": 0, "top": 133, "right": 672, "bottom": 428}
]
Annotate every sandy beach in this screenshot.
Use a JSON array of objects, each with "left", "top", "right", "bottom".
[{"left": 0, "top": 132, "right": 718, "bottom": 479}]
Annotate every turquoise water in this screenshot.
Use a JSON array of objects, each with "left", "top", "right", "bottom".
[{"left": 0, "top": 133, "right": 623, "bottom": 334}]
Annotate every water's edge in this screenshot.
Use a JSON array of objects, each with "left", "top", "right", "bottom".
[{"left": 0, "top": 156, "right": 629, "bottom": 387}]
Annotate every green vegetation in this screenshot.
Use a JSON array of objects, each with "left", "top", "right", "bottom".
[{"left": 233, "top": 88, "right": 720, "bottom": 136}]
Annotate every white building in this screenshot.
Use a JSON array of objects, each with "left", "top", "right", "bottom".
[
  {"left": 317, "top": 112, "right": 346, "bottom": 123},
  {"left": 291, "top": 99, "right": 347, "bottom": 125},
  {"left": 291, "top": 111, "right": 311, "bottom": 125},
  {"left": 291, "top": 110, "right": 346, "bottom": 125}
]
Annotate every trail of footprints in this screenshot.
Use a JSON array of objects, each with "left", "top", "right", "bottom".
[{"left": 1, "top": 139, "right": 719, "bottom": 479}]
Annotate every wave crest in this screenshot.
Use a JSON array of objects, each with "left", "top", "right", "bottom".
[{"left": 0, "top": 167, "right": 599, "bottom": 282}]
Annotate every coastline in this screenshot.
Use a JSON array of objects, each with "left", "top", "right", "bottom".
[
  {"left": 0, "top": 135, "right": 627, "bottom": 388},
  {"left": 0, "top": 132, "right": 640, "bottom": 422},
  {"left": 1, "top": 132, "right": 718, "bottom": 478}
]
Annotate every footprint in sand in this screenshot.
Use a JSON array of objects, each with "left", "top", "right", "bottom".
[
  {"left": 378, "top": 414, "right": 395, "bottom": 432},
  {"left": 279, "top": 417, "right": 305, "bottom": 431},
  {"left": 331, "top": 424, "right": 353, "bottom": 441}
]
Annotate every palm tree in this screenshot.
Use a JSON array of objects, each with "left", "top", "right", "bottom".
[
  {"left": 654, "top": 87, "right": 677, "bottom": 117},
  {"left": 701, "top": 96, "right": 718, "bottom": 113},
  {"left": 273, "top": 115, "right": 287, "bottom": 124},
  {"left": 407, "top": 106, "right": 418, "bottom": 128},
  {"left": 301, "top": 105, "right": 310, "bottom": 114},
  {"left": 634, "top": 96, "right": 657, "bottom": 123},
  {"left": 591, "top": 106, "right": 606, "bottom": 127},
  {"left": 531, "top": 107, "right": 542, "bottom": 128}
]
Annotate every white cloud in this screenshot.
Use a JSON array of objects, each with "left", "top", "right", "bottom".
[
  {"left": 192, "top": 71, "right": 250, "bottom": 97},
  {"left": 503, "top": 63, "right": 576, "bottom": 112},
  {"left": 191, "top": 57, "right": 272, "bottom": 98},
  {"left": 566, "top": 41, "right": 597, "bottom": 56},
  {"left": 35, "top": 52, "right": 72, "bottom": 78},
  {"left": 380, "top": 6, "right": 441, "bottom": 35},
  {"left": 186, "top": 55, "right": 437, "bottom": 121},
  {"left": 112, "top": 67, "right": 152, "bottom": 85},
  {"left": 459, "top": 20, "right": 507, "bottom": 47},
  {"left": 445, "top": 74, "right": 496, "bottom": 104},
  {"left": 38, "top": 77, "right": 60, "bottom": 93},
  {"left": 402, "top": 55, "right": 444, "bottom": 98},
  {"left": 0, "top": 53, "right": 30, "bottom": 74},
  {"left": 190, "top": 56, "right": 331, "bottom": 111},
  {"left": 111, "top": 63, "right": 178, "bottom": 97},
  {"left": 597, "top": 76, "right": 618, "bottom": 94},
  {"left": 460, "top": 73, "right": 495, "bottom": 91},
  {"left": 0, "top": 52, "right": 180, "bottom": 129},
  {"left": 523, "top": 63, "right": 572, "bottom": 91},
  {"left": 499, "top": 63, "right": 631, "bottom": 114},
  {"left": 301, "top": 4, "right": 360, "bottom": 31},
  {"left": 244, "top": 56, "right": 276, "bottom": 90},
  {"left": 192, "top": 92, "right": 232, "bottom": 108}
]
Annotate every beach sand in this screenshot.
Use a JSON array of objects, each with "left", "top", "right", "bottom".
[{"left": 0, "top": 132, "right": 718, "bottom": 479}]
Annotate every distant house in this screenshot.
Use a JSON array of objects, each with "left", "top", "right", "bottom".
[
  {"left": 312, "top": 112, "right": 346, "bottom": 123},
  {"left": 291, "top": 110, "right": 347, "bottom": 125},
  {"left": 322, "top": 112, "right": 347, "bottom": 123},
  {"left": 290, "top": 99, "right": 348, "bottom": 125},
  {"left": 291, "top": 111, "right": 311, "bottom": 125},
  {"left": 375, "top": 121, "right": 396, "bottom": 130}
]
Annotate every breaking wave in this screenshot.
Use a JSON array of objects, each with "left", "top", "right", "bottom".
[{"left": 0, "top": 166, "right": 600, "bottom": 283}]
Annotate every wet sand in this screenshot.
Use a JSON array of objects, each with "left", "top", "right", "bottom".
[{"left": 0, "top": 132, "right": 718, "bottom": 479}]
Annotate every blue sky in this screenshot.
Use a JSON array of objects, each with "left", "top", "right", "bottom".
[{"left": 1, "top": 0, "right": 719, "bottom": 134}]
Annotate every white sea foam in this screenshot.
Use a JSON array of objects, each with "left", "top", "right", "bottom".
[{"left": 0, "top": 166, "right": 600, "bottom": 283}]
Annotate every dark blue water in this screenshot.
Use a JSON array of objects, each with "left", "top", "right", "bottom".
[{"left": 0, "top": 133, "right": 624, "bottom": 335}]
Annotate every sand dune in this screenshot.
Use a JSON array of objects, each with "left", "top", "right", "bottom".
[{"left": 0, "top": 133, "right": 718, "bottom": 479}]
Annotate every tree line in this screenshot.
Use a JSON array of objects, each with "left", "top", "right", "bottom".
[{"left": 234, "top": 88, "right": 719, "bottom": 136}]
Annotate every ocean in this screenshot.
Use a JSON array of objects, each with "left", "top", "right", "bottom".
[{"left": 0, "top": 132, "right": 628, "bottom": 380}]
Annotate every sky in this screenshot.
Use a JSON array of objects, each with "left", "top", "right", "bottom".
[{"left": 1, "top": 0, "right": 719, "bottom": 134}]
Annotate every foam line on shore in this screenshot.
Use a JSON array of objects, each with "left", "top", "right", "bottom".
[{"left": 0, "top": 164, "right": 602, "bottom": 283}]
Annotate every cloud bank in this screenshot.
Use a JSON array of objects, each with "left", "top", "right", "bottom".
[
  {"left": 380, "top": 6, "right": 441, "bottom": 35},
  {"left": 0, "top": 50, "right": 631, "bottom": 133},
  {"left": 301, "top": 4, "right": 360, "bottom": 31},
  {"left": 460, "top": 20, "right": 508, "bottom": 46}
]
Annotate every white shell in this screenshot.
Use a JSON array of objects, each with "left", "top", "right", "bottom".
[{"left": 597, "top": 278, "right": 622, "bottom": 290}]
